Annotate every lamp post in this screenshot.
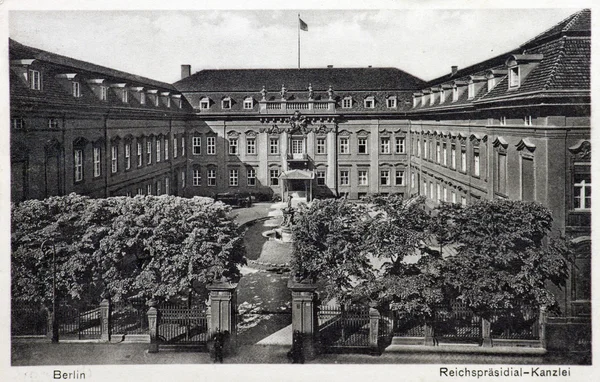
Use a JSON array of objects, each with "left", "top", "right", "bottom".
[{"left": 41, "top": 239, "right": 58, "bottom": 343}]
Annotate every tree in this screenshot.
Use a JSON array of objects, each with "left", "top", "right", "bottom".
[
  {"left": 436, "top": 199, "right": 570, "bottom": 317},
  {"left": 290, "top": 198, "right": 372, "bottom": 301},
  {"left": 11, "top": 194, "right": 246, "bottom": 306}
]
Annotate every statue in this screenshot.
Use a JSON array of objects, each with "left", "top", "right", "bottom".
[
  {"left": 261, "top": 85, "right": 267, "bottom": 101},
  {"left": 280, "top": 84, "right": 287, "bottom": 100},
  {"left": 327, "top": 85, "right": 334, "bottom": 100},
  {"left": 282, "top": 195, "right": 294, "bottom": 228},
  {"left": 308, "top": 83, "right": 313, "bottom": 100},
  {"left": 288, "top": 111, "right": 309, "bottom": 134}
]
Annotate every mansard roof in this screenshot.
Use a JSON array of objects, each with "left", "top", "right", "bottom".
[
  {"left": 174, "top": 67, "right": 426, "bottom": 93},
  {"left": 9, "top": 39, "right": 177, "bottom": 92}
]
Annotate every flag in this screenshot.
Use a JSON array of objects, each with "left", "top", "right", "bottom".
[{"left": 299, "top": 17, "right": 308, "bottom": 31}]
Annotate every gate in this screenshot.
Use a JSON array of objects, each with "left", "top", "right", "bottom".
[
  {"left": 158, "top": 304, "right": 208, "bottom": 348},
  {"left": 236, "top": 306, "right": 292, "bottom": 345},
  {"left": 318, "top": 304, "right": 370, "bottom": 352},
  {"left": 111, "top": 298, "right": 148, "bottom": 336},
  {"left": 57, "top": 305, "right": 102, "bottom": 340}
]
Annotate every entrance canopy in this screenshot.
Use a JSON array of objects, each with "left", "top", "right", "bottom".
[{"left": 279, "top": 169, "right": 315, "bottom": 180}]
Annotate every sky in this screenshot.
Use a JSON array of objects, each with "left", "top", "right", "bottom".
[{"left": 8, "top": 8, "right": 583, "bottom": 84}]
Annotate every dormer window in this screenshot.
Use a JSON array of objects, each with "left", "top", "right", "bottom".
[
  {"left": 452, "top": 86, "right": 458, "bottom": 102},
  {"left": 72, "top": 81, "right": 80, "bottom": 98},
  {"left": 28, "top": 69, "right": 41, "bottom": 90},
  {"left": 222, "top": 97, "right": 231, "bottom": 109},
  {"left": 467, "top": 82, "right": 475, "bottom": 100},
  {"left": 155, "top": 95, "right": 159, "bottom": 107},
  {"left": 412, "top": 94, "right": 420, "bottom": 108},
  {"left": 167, "top": 97, "right": 171, "bottom": 108},
  {"left": 243, "top": 97, "right": 253, "bottom": 109},
  {"left": 200, "top": 97, "right": 210, "bottom": 109},
  {"left": 122, "top": 90, "right": 128, "bottom": 103},
  {"left": 421, "top": 94, "right": 428, "bottom": 106},
  {"left": 429, "top": 92, "right": 435, "bottom": 106},
  {"left": 509, "top": 66, "right": 520, "bottom": 88},
  {"left": 440, "top": 90, "right": 446, "bottom": 104},
  {"left": 386, "top": 96, "right": 397, "bottom": 108},
  {"left": 342, "top": 97, "right": 352, "bottom": 108},
  {"left": 524, "top": 115, "right": 532, "bottom": 126},
  {"left": 100, "top": 86, "right": 107, "bottom": 101},
  {"left": 140, "top": 92, "right": 146, "bottom": 105},
  {"left": 364, "top": 96, "right": 375, "bottom": 109}
]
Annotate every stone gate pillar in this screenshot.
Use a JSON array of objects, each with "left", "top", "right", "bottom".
[
  {"left": 100, "top": 298, "right": 111, "bottom": 342},
  {"left": 207, "top": 279, "right": 238, "bottom": 352},
  {"left": 288, "top": 278, "right": 319, "bottom": 359},
  {"left": 147, "top": 300, "right": 159, "bottom": 353}
]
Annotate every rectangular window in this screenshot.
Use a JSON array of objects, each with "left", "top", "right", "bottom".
[
  {"left": 380, "top": 170, "right": 390, "bottom": 186},
  {"left": 436, "top": 142, "right": 441, "bottom": 163},
  {"left": 156, "top": 139, "right": 161, "bottom": 162},
  {"left": 442, "top": 144, "right": 448, "bottom": 166},
  {"left": 243, "top": 98, "right": 253, "bottom": 109},
  {"left": 247, "top": 168, "right": 256, "bottom": 186},
  {"left": 424, "top": 139, "right": 429, "bottom": 159},
  {"left": 422, "top": 180, "right": 427, "bottom": 196},
  {"left": 229, "top": 138, "right": 238, "bottom": 155},
  {"left": 452, "top": 191, "right": 457, "bottom": 204},
  {"left": 125, "top": 143, "right": 131, "bottom": 170},
  {"left": 573, "top": 171, "right": 591, "bottom": 210},
  {"left": 48, "top": 118, "right": 59, "bottom": 129},
  {"left": 317, "top": 170, "right": 326, "bottom": 186},
  {"left": 200, "top": 99, "right": 210, "bottom": 109},
  {"left": 429, "top": 181, "right": 434, "bottom": 200},
  {"left": 497, "top": 153, "right": 507, "bottom": 195},
  {"left": 411, "top": 172, "right": 415, "bottom": 188},
  {"left": 74, "top": 149, "right": 83, "bottom": 182},
  {"left": 247, "top": 138, "right": 256, "bottom": 154},
  {"left": 340, "top": 170, "right": 349, "bottom": 186},
  {"left": 181, "top": 136, "right": 186, "bottom": 156},
  {"left": 147, "top": 184, "right": 152, "bottom": 195},
  {"left": 524, "top": 116, "right": 533, "bottom": 126},
  {"left": 165, "top": 177, "right": 170, "bottom": 194},
  {"left": 461, "top": 196, "right": 467, "bottom": 206},
  {"left": 100, "top": 86, "right": 107, "bottom": 101},
  {"left": 166, "top": 98, "right": 171, "bottom": 108},
  {"left": 387, "top": 97, "right": 397, "bottom": 108},
  {"left": 140, "top": 92, "right": 146, "bottom": 105},
  {"left": 122, "top": 90, "right": 128, "bottom": 103},
  {"left": 358, "top": 170, "right": 368, "bottom": 186},
  {"left": 473, "top": 151, "right": 480, "bottom": 177},
  {"left": 522, "top": 157, "right": 535, "bottom": 201},
  {"left": 316, "top": 138, "right": 326, "bottom": 154},
  {"left": 229, "top": 169, "right": 238, "bottom": 186},
  {"left": 222, "top": 98, "right": 231, "bottom": 109},
  {"left": 461, "top": 147, "right": 467, "bottom": 173},
  {"left": 12, "top": 118, "right": 25, "bottom": 129},
  {"left": 467, "top": 83, "right": 475, "bottom": 99},
  {"left": 500, "top": 116, "right": 507, "bottom": 126},
  {"left": 147, "top": 141, "right": 152, "bottom": 165},
  {"left": 443, "top": 187, "right": 448, "bottom": 202},
  {"left": 173, "top": 137, "right": 178, "bottom": 158},
  {"left": 72, "top": 82, "right": 80, "bottom": 98},
  {"left": 358, "top": 138, "right": 368, "bottom": 154},
  {"left": 339, "top": 137, "right": 349, "bottom": 154},
  {"left": 436, "top": 184, "right": 441, "bottom": 202},
  {"left": 417, "top": 140, "right": 421, "bottom": 157},
  {"left": 342, "top": 98, "right": 352, "bottom": 108},
  {"left": 364, "top": 97, "right": 374, "bottom": 108},
  {"left": 440, "top": 90, "right": 446, "bottom": 104},
  {"left": 395, "top": 170, "right": 405, "bottom": 186},
  {"left": 29, "top": 69, "right": 41, "bottom": 90},
  {"left": 291, "top": 139, "right": 304, "bottom": 155},
  {"left": 395, "top": 137, "right": 405, "bottom": 154},
  {"left": 509, "top": 66, "right": 520, "bottom": 88},
  {"left": 193, "top": 169, "right": 201, "bottom": 186},
  {"left": 164, "top": 138, "right": 169, "bottom": 160},
  {"left": 270, "top": 169, "right": 280, "bottom": 186},
  {"left": 193, "top": 136, "right": 202, "bottom": 155},
  {"left": 155, "top": 95, "right": 159, "bottom": 107},
  {"left": 156, "top": 181, "right": 161, "bottom": 195},
  {"left": 269, "top": 138, "right": 279, "bottom": 155},
  {"left": 111, "top": 145, "right": 118, "bottom": 173},
  {"left": 207, "top": 169, "right": 217, "bottom": 186},
  {"left": 137, "top": 188, "right": 143, "bottom": 196},
  {"left": 93, "top": 147, "right": 101, "bottom": 177},
  {"left": 452, "top": 87, "right": 458, "bottom": 102},
  {"left": 451, "top": 146, "right": 456, "bottom": 169},
  {"left": 181, "top": 171, "right": 186, "bottom": 188},
  {"left": 207, "top": 137, "right": 216, "bottom": 155},
  {"left": 137, "top": 142, "right": 142, "bottom": 167},
  {"left": 380, "top": 137, "right": 390, "bottom": 154}
]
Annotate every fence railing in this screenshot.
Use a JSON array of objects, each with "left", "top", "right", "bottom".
[
  {"left": 11, "top": 304, "right": 48, "bottom": 336},
  {"left": 158, "top": 305, "right": 208, "bottom": 345},
  {"left": 318, "top": 304, "right": 371, "bottom": 350},
  {"left": 111, "top": 298, "right": 148, "bottom": 335}
]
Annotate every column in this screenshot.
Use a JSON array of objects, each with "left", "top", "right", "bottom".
[
  {"left": 539, "top": 306, "right": 547, "bottom": 349},
  {"left": 207, "top": 279, "right": 238, "bottom": 354},
  {"left": 147, "top": 301, "right": 159, "bottom": 353},
  {"left": 369, "top": 307, "right": 381, "bottom": 353},
  {"left": 481, "top": 317, "right": 492, "bottom": 347},
  {"left": 281, "top": 131, "right": 289, "bottom": 172},
  {"left": 100, "top": 298, "right": 111, "bottom": 342},
  {"left": 288, "top": 278, "right": 319, "bottom": 359},
  {"left": 326, "top": 129, "right": 336, "bottom": 193}
]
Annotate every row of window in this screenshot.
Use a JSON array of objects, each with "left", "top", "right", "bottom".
[
  {"left": 413, "top": 138, "right": 483, "bottom": 178},
  {"left": 417, "top": 174, "right": 468, "bottom": 206},
  {"left": 338, "top": 168, "right": 405, "bottom": 187},
  {"left": 339, "top": 136, "right": 405, "bottom": 155},
  {"left": 73, "top": 135, "right": 186, "bottom": 182},
  {"left": 199, "top": 95, "right": 399, "bottom": 110},
  {"left": 25, "top": 69, "right": 182, "bottom": 108}
]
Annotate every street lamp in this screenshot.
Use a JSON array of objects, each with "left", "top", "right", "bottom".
[{"left": 40, "top": 239, "right": 58, "bottom": 343}]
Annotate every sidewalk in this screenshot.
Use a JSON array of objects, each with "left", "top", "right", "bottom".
[{"left": 11, "top": 341, "right": 588, "bottom": 365}]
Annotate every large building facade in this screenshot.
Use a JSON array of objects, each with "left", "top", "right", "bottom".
[{"left": 10, "top": 10, "right": 591, "bottom": 316}]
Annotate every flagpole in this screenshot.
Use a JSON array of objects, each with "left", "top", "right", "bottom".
[{"left": 298, "top": 14, "right": 301, "bottom": 69}]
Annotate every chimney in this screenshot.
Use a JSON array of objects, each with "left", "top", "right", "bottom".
[
  {"left": 451, "top": 65, "right": 458, "bottom": 76},
  {"left": 327, "top": 65, "right": 333, "bottom": 68},
  {"left": 181, "top": 64, "right": 191, "bottom": 79}
]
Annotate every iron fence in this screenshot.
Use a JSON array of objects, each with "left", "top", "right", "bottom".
[
  {"left": 318, "top": 304, "right": 370, "bottom": 349},
  {"left": 490, "top": 308, "right": 539, "bottom": 340},
  {"left": 111, "top": 298, "right": 148, "bottom": 335},
  {"left": 158, "top": 305, "right": 208, "bottom": 345},
  {"left": 57, "top": 305, "right": 102, "bottom": 339},
  {"left": 11, "top": 304, "right": 48, "bottom": 336}
]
